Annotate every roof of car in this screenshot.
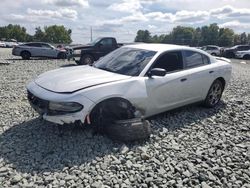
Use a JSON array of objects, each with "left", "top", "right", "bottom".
[{"left": 124, "top": 43, "right": 198, "bottom": 53}]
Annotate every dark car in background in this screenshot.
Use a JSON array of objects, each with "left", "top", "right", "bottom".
[
  {"left": 68, "top": 37, "right": 123, "bottom": 65},
  {"left": 222, "top": 45, "right": 250, "bottom": 58}
]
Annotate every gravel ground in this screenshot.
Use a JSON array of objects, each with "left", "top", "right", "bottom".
[{"left": 0, "top": 48, "right": 249, "bottom": 188}]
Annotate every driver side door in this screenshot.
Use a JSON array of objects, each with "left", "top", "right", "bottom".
[{"left": 145, "top": 51, "right": 194, "bottom": 116}]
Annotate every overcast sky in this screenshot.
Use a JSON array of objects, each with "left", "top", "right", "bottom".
[{"left": 1, "top": 0, "right": 250, "bottom": 43}]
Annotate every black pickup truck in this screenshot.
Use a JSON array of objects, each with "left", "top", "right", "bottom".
[{"left": 68, "top": 37, "right": 123, "bottom": 65}]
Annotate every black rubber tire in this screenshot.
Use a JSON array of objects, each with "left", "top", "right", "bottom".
[
  {"left": 57, "top": 52, "right": 67, "bottom": 59},
  {"left": 21, "top": 51, "right": 31, "bottom": 60},
  {"left": 226, "top": 52, "right": 235, "bottom": 58},
  {"left": 105, "top": 118, "right": 151, "bottom": 142},
  {"left": 211, "top": 53, "right": 216, "bottom": 56},
  {"left": 90, "top": 99, "right": 151, "bottom": 142},
  {"left": 204, "top": 79, "right": 224, "bottom": 108},
  {"left": 243, "top": 54, "right": 250, "bottom": 60},
  {"left": 79, "top": 55, "right": 94, "bottom": 65}
]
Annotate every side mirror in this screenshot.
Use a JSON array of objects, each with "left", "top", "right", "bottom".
[{"left": 148, "top": 68, "right": 167, "bottom": 77}]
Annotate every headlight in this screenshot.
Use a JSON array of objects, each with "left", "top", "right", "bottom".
[
  {"left": 49, "top": 102, "right": 83, "bottom": 113},
  {"left": 74, "top": 50, "right": 81, "bottom": 55}
]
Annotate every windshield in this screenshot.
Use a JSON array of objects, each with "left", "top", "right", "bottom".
[
  {"left": 94, "top": 47, "right": 156, "bottom": 76},
  {"left": 88, "top": 37, "right": 102, "bottom": 46}
]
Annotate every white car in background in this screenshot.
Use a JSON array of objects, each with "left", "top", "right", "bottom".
[
  {"left": 12, "top": 42, "right": 67, "bottom": 60},
  {"left": 0, "top": 41, "right": 6, "bottom": 48},
  {"left": 27, "top": 44, "right": 232, "bottom": 140},
  {"left": 235, "top": 50, "right": 250, "bottom": 60},
  {"left": 201, "top": 45, "right": 221, "bottom": 56}
]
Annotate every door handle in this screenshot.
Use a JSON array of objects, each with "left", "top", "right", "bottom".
[
  {"left": 180, "top": 78, "right": 187, "bottom": 82},
  {"left": 209, "top": 70, "right": 214, "bottom": 74}
]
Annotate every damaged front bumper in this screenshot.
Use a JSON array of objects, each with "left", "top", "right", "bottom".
[{"left": 27, "top": 81, "right": 94, "bottom": 125}]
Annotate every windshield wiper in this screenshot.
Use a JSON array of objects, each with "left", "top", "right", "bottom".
[{"left": 97, "top": 67, "right": 115, "bottom": 73}]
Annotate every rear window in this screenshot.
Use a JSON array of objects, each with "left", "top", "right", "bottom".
[
  {"left": 183, "top": 50, "right": 210, "bottom": 68},
  {"left": 26, "top": 43, "right": 41, "bottom": 47}
]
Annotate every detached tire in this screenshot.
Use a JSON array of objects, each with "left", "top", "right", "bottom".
[
  {"left": 21, "top": 51, "right": 31, "bottom": 60},
  {"left": 105, "top": 118, "right": 151, "bottom": 142},
  {"left": 79, "top": 55, "right": 94, "bottom": 65},
  {"left": 90, "top": 98, "right": 151, "bottom": 142},
  {"left": 204, "top": 79, "right": 224, "bottom": 108}
]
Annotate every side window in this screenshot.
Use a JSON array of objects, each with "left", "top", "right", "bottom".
[
  {"left": 100, "top": 39, "right": 113, "bottom": 47},
  {"left": 41, "top": 44, "right": 51, "bottom": 48},
  {"left": 202, "top": 54, "right": 210, "bottom": 64},
  {"left": 183, "top": 50, "right": 209, "bottom": 68},
  {"left": 152, "top": 51, "right": 183, "bottom": 73}
]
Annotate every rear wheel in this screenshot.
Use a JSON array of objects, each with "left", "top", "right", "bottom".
[
  {"left": 79, "top": 55, "right": 94, "bottom": 65},
  {"left": 204, "top": 80, "right": 224, "bottom": 108},
  {"left": 21, "top": 51, "right": 31, "bottom": 60},
  {"left": 243, "top": 54, "right": 250, "bottom": 60}
]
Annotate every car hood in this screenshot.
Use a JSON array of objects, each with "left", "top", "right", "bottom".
[
  {"left": 72, "top": 45, "right": 93, "bottom": 50},
  {"left": 35, "top": 66, "right": 131, "bottom": 93}
]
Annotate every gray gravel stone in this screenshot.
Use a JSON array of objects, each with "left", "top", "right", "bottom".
[{"left": 0, "top": 49, "right": 250, "bottom": 187}]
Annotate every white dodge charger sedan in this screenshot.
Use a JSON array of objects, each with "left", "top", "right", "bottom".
[{"left": 27, "top": 44, "right": 232, "bottom": 132}]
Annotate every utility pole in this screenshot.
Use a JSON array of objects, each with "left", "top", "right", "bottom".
[{"left": 90, "top": 27, "right": 93, "bottom": 42}]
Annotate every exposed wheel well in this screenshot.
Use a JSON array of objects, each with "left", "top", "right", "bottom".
[
  {"left": 215, "top": 77, "right": 226, "bottom": 90},
  {"left": 89, "top": 97, "right": 136, "bottom": 124}
]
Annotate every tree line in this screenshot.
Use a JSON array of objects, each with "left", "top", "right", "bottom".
[
  {"left": 135, "top": 23, "right": 250, "bottom": 47},
  {"left": 0, "top": 24, "right": 72, "bottom": 44}
]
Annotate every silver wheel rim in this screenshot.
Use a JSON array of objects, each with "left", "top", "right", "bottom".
[{"left": 208, "top": 82, "right": 222, "bottom": 105}]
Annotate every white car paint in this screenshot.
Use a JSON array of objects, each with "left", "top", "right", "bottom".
[
  {"left": 201, "top": 45, "right": 221, "bottom": 56},
  {"left": 235, "top": 50, "right": 250, "bottom": 59},
  {"left": 27, "top": 44, "right": 232, "bottom": 125}
]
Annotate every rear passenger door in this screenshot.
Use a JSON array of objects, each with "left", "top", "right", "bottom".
[
  {"left": 182, "top": 50, "right": 216, "bottom": 100},
  {"left": 40, "top": 44, "right": 57, "bottom": 58},
  {"left": 27, "top": 43, "right": 41, "bottom": 56}
]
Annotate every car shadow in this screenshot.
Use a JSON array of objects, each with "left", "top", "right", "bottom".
[
  {"left": 5, "top": 57, "right": 66, "bottom": 61},
  {"left": 148, "top": 101, "right": 227, "bottom": 132},
  {"left": 0, "top": 101, "right": 227, "bottom": 174},
  {"left": 60, "top": 63, "right": 77, "bottom": 67},
  {"left": 0, "top": 118, "right": 119, "bottom": 174}
]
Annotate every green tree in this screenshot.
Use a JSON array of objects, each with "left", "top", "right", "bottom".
[
  {"left": 134, "top": 30, "right": 152, "bottom": 43},
  {"left": 200, "top": 23, "right": 219, "bottom": 46},
  {"left": 34, "top": 27, "right": 45, "bottom": 42},
  {"left": 0, "top": 24, "right": 29, "bottom": 41},
  {"left": 240, "top": 32, "right": 247, "bottom": 44},
  {"left": 43, "top": 25, "right": 72, "bottom": 44},
  {"left": 218, "top": 28, "right": 234, "bottom": 47},
  {"left": 233, "top": 34, "right": 241, "bottom": 45},
  {"left": 171, "top": 26, "right": 194, "bottom": 45}
]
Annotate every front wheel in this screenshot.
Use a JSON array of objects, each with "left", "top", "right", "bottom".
[
  {"left": 204, "top": 80, "right": 224, "bottom": 108},
  {"left": 79, "top": 55, "right": 94, "bottom": 65},
  {"left": 21, "top": 51, "right": 31, "bottom": 60}
]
